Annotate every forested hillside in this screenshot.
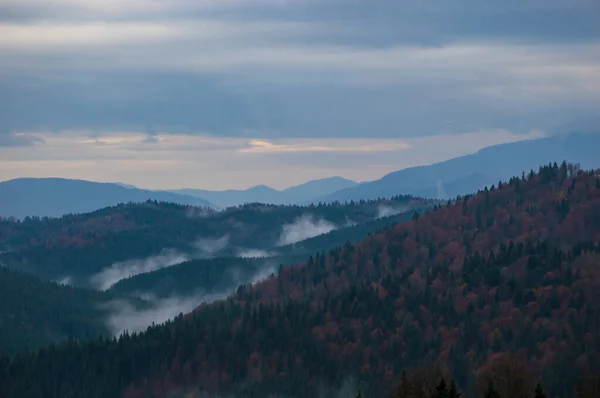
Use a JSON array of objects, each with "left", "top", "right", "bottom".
[
  {"left": 0, "top": 267, "right": 117, "bottom": 356},
  {"left": 2, "top": 163, "right": 600, "bottom": 398},
  {"left": 0, "top": 195, "right": 432, "bottom": 285}
]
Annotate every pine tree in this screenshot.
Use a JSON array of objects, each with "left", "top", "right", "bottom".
[
  {"left": 534, "top": 382, "right": 547, "bottom": 398},
  {"left": 484, "top": 381, "right": 500, "bottom": 398},
  {"left": 356, "top": 388, "right": 362, "bottom": 398},
  {"left": 394, "top": 370, "right": 411, "bottom": 398},
  {"left": 434, "top": 376, "right": 448, "bottom": 398},
  {"left": 448, "top": 380, "right": 460, "bottom": 398}
]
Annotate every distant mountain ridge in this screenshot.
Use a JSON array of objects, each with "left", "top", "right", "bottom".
[
  {"left": 171, "top": 176, "right": 357, "bottom": 207},
  {"left": 314, "top": 132, "right": 600, "bottom": 203},
  {"left": 0, "top": 178, "right": 215, "bottom": 219}
]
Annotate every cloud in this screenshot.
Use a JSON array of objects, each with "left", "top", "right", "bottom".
[
  {"left": 89, "top": 249, "right": 189, "bottom": 290},
  {"left": 239, "top": 139, "right": 411, "bottom": 153},
  {"left": 0, "top": 129, "right": 548, "bottom": 190},
  {"left": 0, "top": 133, "right": 44, "bottom": 147},
  {"left": 277, "top": 214, "right": 337, "bottom": 246}
]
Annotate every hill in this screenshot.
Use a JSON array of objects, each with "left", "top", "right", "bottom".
[
  {"left": 0, "top": 178, "right": 215, "bottom": 219},
  {"left": 172, "top": 176, "right": 358, "bottom": 207},
  {"left": 0, "top": 195, "right": 433, "bottom": 286},
  {"left": 108, "top": 208, "right": 429, "bottom": 300},
  {"left": 2, "top": 163, "right": 600, "bottom": 397},
  {"left": 317, "top": 132, "right": 600, "bottom": 203},
  {"left": 0, "top": 267, "right": 118, "bottom": 356}
]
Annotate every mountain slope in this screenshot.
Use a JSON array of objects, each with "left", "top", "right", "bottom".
[
  {"left": 0, "top": 195, "right": 432, "bottom": 285},
  {"left": 0, "top": 267, "right": 116, "bottom": 356},
  {"left": 317, "top": 132, "right": 600, "bottom": 203},
  {"left": 172, "top": 176, "right": 357, "bottom": 207},
  {"left": 3, "top": 164, "right": 600, "bottom": 397},
  {"left": 0, "top": 178, "right": 215, "bottom": 219}
]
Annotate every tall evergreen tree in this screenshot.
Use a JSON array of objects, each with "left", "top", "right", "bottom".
[
  {"left": 448, "top": 380, "right": 460, "bottom": 398},
  {"left": 484, "top": 381, "right": 500, "bottom": 398},
  {"left": 534, "top": 382, "right": 547, "bottom": 398}
]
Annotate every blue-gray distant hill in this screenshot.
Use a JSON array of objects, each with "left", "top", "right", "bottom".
[
  {"left": 315, "top": 132, "right": 600, "bottom": 203},
  {"left": 172, "top": 176, "right": 357, "bottom": 207},
  {"left": 0, "top": 178, "right": 215, "bottom": 219}
]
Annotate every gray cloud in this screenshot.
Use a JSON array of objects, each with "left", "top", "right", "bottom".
[
  {"left": 1, "top": 0, "right": 599, "bottom": 188},
  {"left": 0, "top": 133, "right": 44, "bottom": 147}
]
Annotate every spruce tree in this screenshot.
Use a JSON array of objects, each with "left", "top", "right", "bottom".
[
  {"left": 484, "top": 381, "right": 500, "bottom": 398},
  {"left": 394, "top": 370, "right": 411, "bottom": 398},
  {"left": 434, "top": 376, "right": 448, "bottom": 398},
  {"left": 448, "top": 380, "right": 460, "bottom": 398},
  {"left": 534, "top": 382, "right": 547, "bottom": 398}
]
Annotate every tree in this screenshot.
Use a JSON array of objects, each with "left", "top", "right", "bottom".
[
  {"left": 484, "top": 381, "right": 500, "bottom": 398},
  {"left": 534, "top": 382, "right": 547, "bottom": 398},
  {"left": 392, "top": 370, "right": 412, "bottom": 398},
  {"left": 434, "top": 376, "right": 448, "bottom": 398},
  {"left": 356, "top": 389, "right": 363, "bottom": 398},
  {"left": 448, "top": 380, "right": 460, "bottom": 398}
]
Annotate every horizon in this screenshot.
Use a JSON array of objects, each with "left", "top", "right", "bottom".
[{"left": 2, "top": 0, "right": 598, "bottom": 189}]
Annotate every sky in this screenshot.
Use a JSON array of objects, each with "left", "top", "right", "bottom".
[{"left": 1, "top": 0, "right": 599, "bottom": 190}]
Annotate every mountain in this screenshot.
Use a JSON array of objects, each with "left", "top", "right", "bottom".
[
  {"left": 0, "top": 267, "right": 115, "bottom": 356},
  {"left": 172, "top": 176, "right": 358, "bottom": 207},
  {"left": 0, "top": 178, "right": 215, "bottom": 219},
  {"left": 0, "top": 194, "right": 432, "bottom": 286},
  {"left": 316, "top": 132, "right": 600, "bottom": 203},
  {"left": 3, "top": 164, "right": 600, "bottom": 397}
]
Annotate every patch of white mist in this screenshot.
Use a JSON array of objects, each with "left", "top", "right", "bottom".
[
  {"left": 56, "top": 276, "right": 73, "bottom": 285},
  {"left": 377, "top": 204, "right": 409, "bottom": 218},
  {"left": 89, "top": 249, "right": 189, "bottom": 291},
  {"left": 193, "top": 235, "right": 230, "bottom": 258},
  {"left": 436, "top": 179, "right": 447, "bottom": 199},
  {"left": 104, "top": 291, "right": 227, "bottom": 335},
  {"left": 104, "top": 262, "right": 278, "bottom": 336},
  {"left": 236, "top": 248, "right": 274, "bottom": 258},
  {"left": 277, "top": 214, "right": 337, "bottom": 246}
]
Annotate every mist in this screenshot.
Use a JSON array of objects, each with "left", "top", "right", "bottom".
[
  {"left": 56, "top": 276, "right": 73, "bottom": 286},
  {"left": 89, "top": 249, "right": 189, "bottom": 291},
  {"left": 436, "top": 179, "right": 448, "bottom": 200},
  {"left": 376, "top": 204, "right": 409, "bottom": 219},
  {"left": 277, "top": 214, "right": 337, "bottom": 246},
  {"left": 104, "top": 291, "right": 227, "bottom": 336},
  {"left": 236, "top": 248, "right": 274, "bottom": 258},
  {"left": 193, "top": 236, "right": 230, "bottom": 258},
  {"left": 105, "top": 262, "right": 278, "bottom": 336}
]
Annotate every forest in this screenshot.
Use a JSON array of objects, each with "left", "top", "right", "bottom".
[
  {"left": 0, "top": 195, "right": 433, "bottom": 356},
  {"left": 0, "top": 194, "right": 434, "bottom": 285},
  {"left": 1, "top": 162, "right": 600, "bottom": 397}
]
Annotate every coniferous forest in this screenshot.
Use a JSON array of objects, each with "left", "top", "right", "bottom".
[{"left": 1, "top": 162, "right": 600, "bottom": 397}]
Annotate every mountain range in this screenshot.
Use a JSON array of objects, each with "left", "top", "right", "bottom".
[
  {"left": 171, "top": 176, "right": 358, "bottom": 207},
  {"left": 1, "top": 132, "right": 598, "bottom": 219},
  {"left": 312, "top": 132, "right": 600, "bottom": 203},
  {"left": 0, "top": 178, "right": 215, "bottom": 219},
  {"left": 2, "top": 163, "right": 599, "bottom": 397}
]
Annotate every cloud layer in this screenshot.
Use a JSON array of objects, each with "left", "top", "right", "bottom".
[{"left": 1, "top": 0, "right": 598, "bottom": 189}]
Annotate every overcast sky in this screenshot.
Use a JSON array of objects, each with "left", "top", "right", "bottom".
[{"left": 1, "top": 0, "right": 599, "bottom": 190}]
